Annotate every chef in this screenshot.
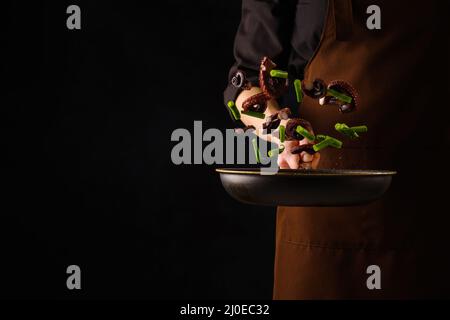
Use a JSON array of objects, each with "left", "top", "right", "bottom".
[{"left": 224, "top": 0, "right": 450, "bottom": 299}]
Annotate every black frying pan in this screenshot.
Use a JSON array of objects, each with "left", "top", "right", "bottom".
[{"left": 217, "top": 168, "right": 396, "bottom": 207}]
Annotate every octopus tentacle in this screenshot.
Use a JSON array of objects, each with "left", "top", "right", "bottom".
[
  {"left": 241, "top": 57, "right": 289, "bottom": 114},
  {"left": 241, "top": 92, "right": 268, "bottom": 113},
  {"left": 259, "top": 57, "right": 288, "bottom": 99}
]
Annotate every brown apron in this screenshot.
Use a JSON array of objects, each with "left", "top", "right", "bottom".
[{"left": 274, "top": 0, "right": 450, "bottom": 299}]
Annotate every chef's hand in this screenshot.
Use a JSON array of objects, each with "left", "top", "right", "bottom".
[
  {"left": 235, "top": 87, "right": 320, "bottom": 169},
  {"left": 277, "top": 135, "right": 321, "bottom": 170}
]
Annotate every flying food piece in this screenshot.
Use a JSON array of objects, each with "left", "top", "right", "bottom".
[
  {"left": 242, "top": 110, "right": 266, "bottom": 119},
  {"left": 242, "top": 92, "right": 268, "bottom": 113},
  {"left": 227, "top": 101, "right": 241, "bottom": 121},
  {"left": 327, "top": 89, "right": 353, "bottom": 104},
  {"left": 313, "top": 138, "right": 332, "bottom": 152},
  {"left": 319, "top": 95, "right": 339, "bottom": 106},
  {"left": 279, "top": 125, "right": 286, "bottom": 143},
  {"left": 321, "top": 80, "right": 359, "bottom": 113},
  {"left": 252, "top": 138, "right": 261, "bottom": 164},
  {"left": 335, "top": 123, "right": 359, "bottom": 139},
  {"left": 270, "top": 69, "right": 289, "bottom": 79},
  {"left": 285, "top": 118, "right": 314, "bottom": 141},
  {"left": 327, "top": 136, "right": 343, "bottom": 148},
  {"left": 301, "top": 79, "right": 327, "bottom": 99},
  {"left": 296, "top": 125, "right": 316, "bottom": 141},
  {"left": 268, "top": 144, "right": 286, "bottom": 157},
  {"left": 351, "top": 125, "right": 368, "bottom": 133},
  {"left": 291, "top": 144, "right": 316, "bottom": 155},
  {"left": 263, "top": 113, "right": 281, "bottom": 131},
  {"left": 335, "top": 123, "right": 368, "bottom": 139},
  {"left": 294, "top": 79, "right": 303, "bottom": 103},
  {"left": 241, "top": 57, "right": 289, "bottom": 116},
  {"left": 313, "top": 135, "right": 343, "bottom": 150},
  {"left": 259, "top": 57, "right": 289, "bottom": 99}
]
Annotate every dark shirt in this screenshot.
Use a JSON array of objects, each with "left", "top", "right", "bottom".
[{"left": 224, "top": 0, "right": 327, "bottom": 120}]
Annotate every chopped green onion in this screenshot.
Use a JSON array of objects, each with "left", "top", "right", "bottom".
[
  {"left": 327, "top": 137, "right": 343, "bottom": 149},
  {"left": 294, "top": 79, "right": 303, "bottom": 103},
  {"left": 335, "top": 123, "right": 368, "bottom": 139},
  {"left": 279, "top": 125, "right": 286, "bottom": 143},
  {"left": 351, "top": 125, "right": 368, "bottom": 133},
  {"left": 296, "top": 125, "right": 315, "bottom": 141},
  {"left": 252, "top": 138, "right": 261, "bottom": 164},
  {"left": 268, "top": 145, "right": 285, "bottom": 158},
  {"left": 227, "top": 100, "right": 241, "bottom": 120},
  {"left": 327, "top": 88, "right": 353, "bottom": 103},
  {"left": 242, "top": 110, "right": 266, "bottom": 119},
  {"left": 335, "top": 123, "right": 359, "bottom": 139},
  {"left": 270, "top": 69, "right": 288, "bottom": 79},
  {"left": 313, "top": 138, "right": 331, "bottom": 152},
  {"left": 315, "top": 134, "right": 328, "bottom": 142},
  {"left": 313, "top": 136, "right": 343, "bottom": 151}
]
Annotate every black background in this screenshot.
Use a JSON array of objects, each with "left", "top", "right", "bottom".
[{"left": 2, "top": 1, "right": 276, "bottom": 299}]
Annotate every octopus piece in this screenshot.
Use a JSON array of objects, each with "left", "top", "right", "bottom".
[
  {"left": 241, "top": 92, "right": 268, "bottom": 113},
  {"left": 259, "top": 57, "right": 289, "bottom": 99},
  {"left": 290, "top": 144, "right": 316, "bottom": 155},
  {"left": 241, "top": 57, "right": 289, "bottom": 114},
  {"left": 262, "top": 113, "right": 281, "bottom": 131},
  {"left": 301, "top": 79, "right": 327, "bottom": 99},
  {"left": 319, "top": 95, "right": 339, "bottom": 106},
  {"left": 285, "top": 118, "right": 314, "bottom": 141},
  {"left": 321, "top": 80, "right": 359, "bottom": 113}
]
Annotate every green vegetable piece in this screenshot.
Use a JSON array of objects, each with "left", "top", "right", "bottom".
[
  {"left": 327, "top": 137, "right": 343, "bottom": 149},
  {"left": 279, "top": 125, "right": 286, "bottom": 143},
  {"left": 327, "top": 88, "right": 353, "bottom": 104},
  {"left": 268, "top": 145, "right": 285, "bottom": 158},
  {"left": 270, "top": 69, "right": 288, "bottom": 79},
  {"left": 313, "top": 138, "right": 331, "bottom": 152},
  {"left": 252, "top": 138, "right": 261, "bottom": 164},
  {"left": 242, "top": 110, "right": 266, "bottom": 119},
  {"left": 313, "top": 135, "right": 343, "bottom": 151},
  {"left": 296, "top": 125, "right": 315, "bottom": 141},
  {"left": 294, "top": 79, "right": 303, "bottom": 103},
  {"left": 227, "top": 100, "right": 241, "bottom": 120},
  {"left": 335, "top": 123, "right": 359, "bottom": 139},
  {"left": 351, "top": 125, "right": 368, "bottom": 133}
]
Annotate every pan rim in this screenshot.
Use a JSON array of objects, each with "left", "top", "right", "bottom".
[{"left": 216, "top": 168, "right": 397, "bottom": 177}]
